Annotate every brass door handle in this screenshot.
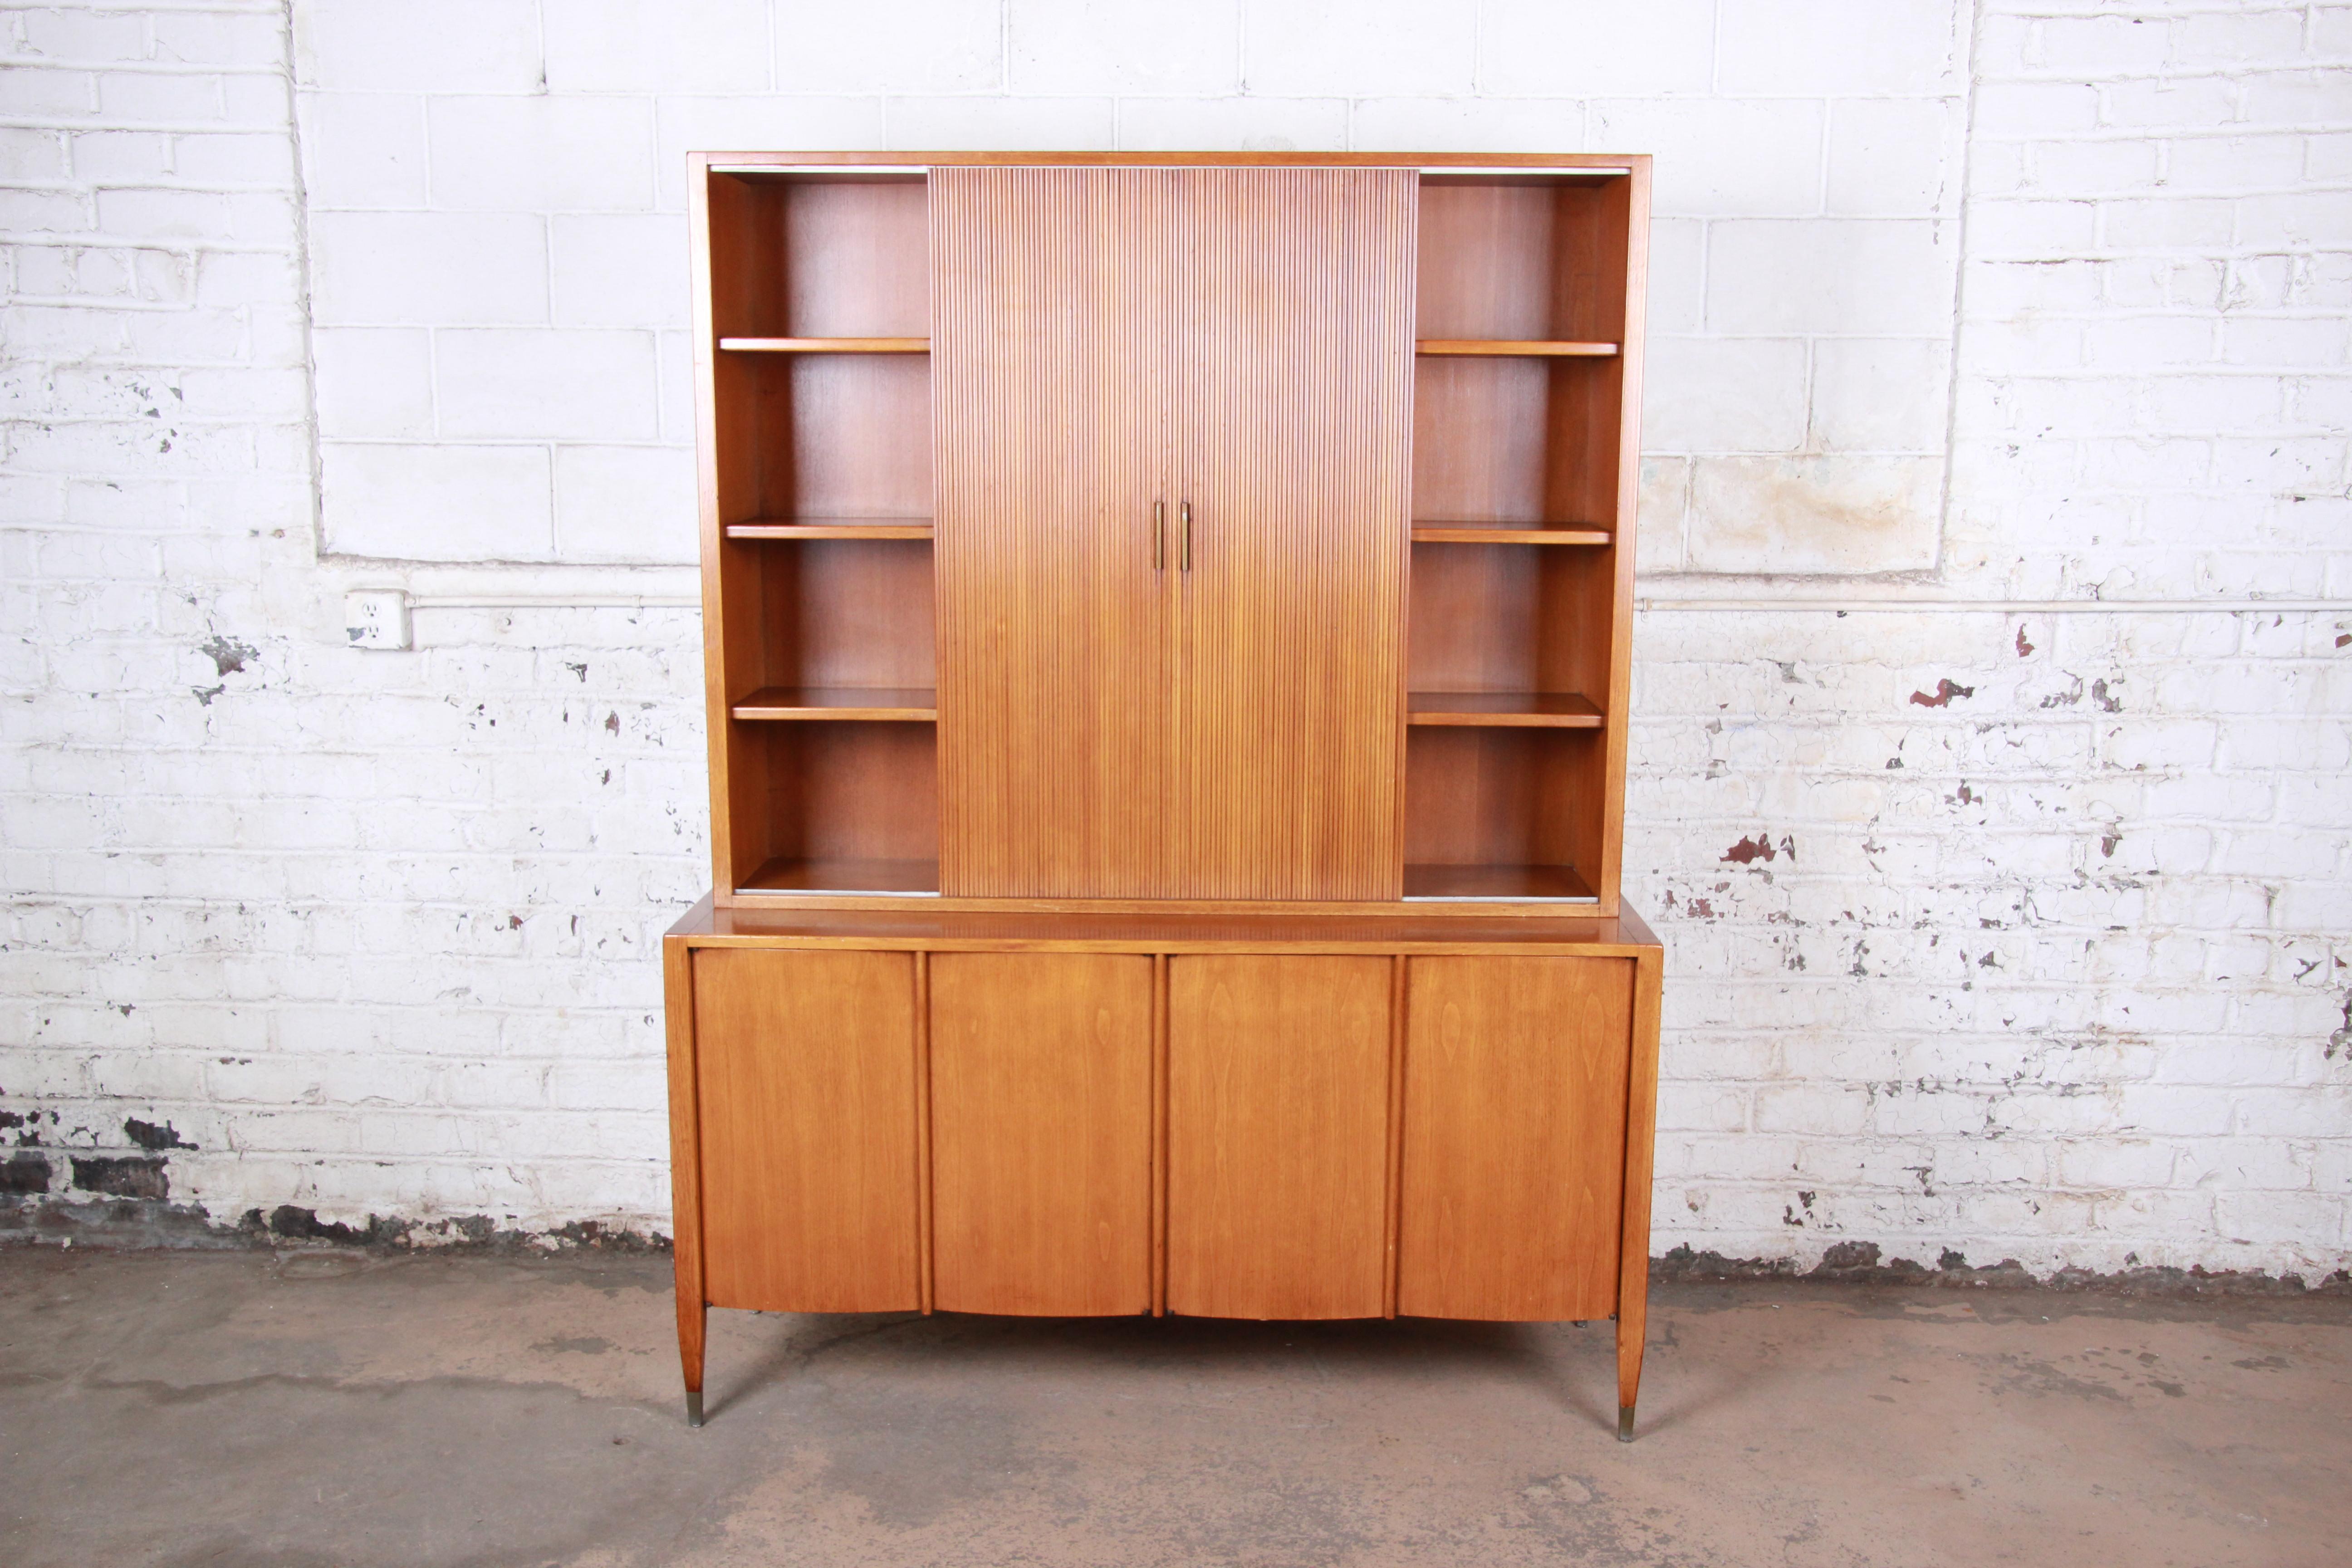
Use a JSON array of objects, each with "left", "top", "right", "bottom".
[
  {"left": 1181, "top": 502, "right": 1192, "bottom": 572},
  {"left": 1154, "top": 501, "right": 1165, "bottom": 570}
]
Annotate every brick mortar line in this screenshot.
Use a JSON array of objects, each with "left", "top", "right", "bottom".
[
  {"left": 1, "top": 69, "right": 290, "bottom": 85},
  {"left": 1980, "top": 76, "right": 2352, "bottom": 93},
  {"left": 1965, "top": 246, "right": 2352, "bottom": 259},
  {"left": 0, "top": 0, "right": 279, "bottom": 11},
  {"left": 0, "top": 121, "right": 295, "bottom": 136},
  {"left": 0, "top": 240, "right": 298, "bottom": 257},
  {"left": 1972, "top": 240, "right": 2352, "bottom": 255},
  {"left": 1968, "top": 181, "right": 2352, "bottom": 195},
  {"left": 1635, "top": 597, "right": 2352, "bottom": 611},
  {"left": 8, "top": 181, "right": 304, "bottom": 196}
]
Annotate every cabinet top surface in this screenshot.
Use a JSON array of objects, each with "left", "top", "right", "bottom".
[
  {"left": 694, "top": 151, "right": 1649, "bottom": 172},
  {"left": 667, "top": 896, "right": 1661, "bottom": 954}
]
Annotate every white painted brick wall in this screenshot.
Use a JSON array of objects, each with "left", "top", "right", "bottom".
[
  {"left": 3, "top": 1, "right": 2347, "bottom": 1279},
  {"left": 290, "top": 0, "right": 1969, "bottom": 573}
]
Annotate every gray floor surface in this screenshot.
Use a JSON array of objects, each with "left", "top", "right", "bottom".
[{"left": 1, "top": 1247, "right": 2345, "bottom": 1566}]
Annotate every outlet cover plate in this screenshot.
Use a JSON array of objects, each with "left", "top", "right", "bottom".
[{"left": 344, "top": 589, "right": 410, "bottom": 650}]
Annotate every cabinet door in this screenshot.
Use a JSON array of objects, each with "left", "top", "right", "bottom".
[
  {"left": 1171, "top": 168, "right": 1416, "bottom": 899},
  {"left": 1167, "top": 956, "right": 1393, "bottom": 1319},
  {"left": 1398, "top": 956, "right": 1632, "bottom": 1320},
  {"left": 932, "top": 167, "right": 1180, "bottom": 898},
  {"left": 693, "top": 948, "right": 920, "bottom": 1313},
  {"left": 929, "top": 953, "right": 1154, "bottom": 1315}
]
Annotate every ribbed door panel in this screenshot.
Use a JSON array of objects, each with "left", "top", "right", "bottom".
[
  {"left": 933, "top": 167, "right": 1177, "bottom": 898},
  {"left": 1173, "top": 169, "right": 1415, "bottom": 900},
  {"left": 934, "top": 166, "right": 1414, "bottom": 901}
]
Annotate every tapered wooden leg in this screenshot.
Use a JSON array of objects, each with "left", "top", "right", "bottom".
[
  {"left": 1615, "top": 945, "right": 1664, "bottom": 1442},
  {"left": 680, "top": 1291, "right": 706, "bottom": 1427},
  {"left": 664, "top": 931, "right": 710, "bottom": 1429},
  {"left": 1615, "top": 1307, "right": 1643, "bottom": 1442}
]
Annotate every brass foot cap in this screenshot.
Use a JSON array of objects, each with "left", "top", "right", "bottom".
[
  {"left": 1617, "top": 1405, "right": 1635, "bottom": 1443},
  {"left": 686, "top": 1390, "right": 705, "bottom": 1429}
]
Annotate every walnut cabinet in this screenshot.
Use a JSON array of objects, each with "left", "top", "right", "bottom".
[{"left": 666, "top": 152, "right": 1665, "bottom": 1441}]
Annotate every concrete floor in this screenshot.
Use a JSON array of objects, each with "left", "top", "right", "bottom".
[{"left": 0, "top": 1250, "right": 2345, "bottom": 1568}]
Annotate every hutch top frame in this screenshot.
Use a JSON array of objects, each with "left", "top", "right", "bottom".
[{"left": 688, "top": 151, "right": 1651, "bottom": 920}]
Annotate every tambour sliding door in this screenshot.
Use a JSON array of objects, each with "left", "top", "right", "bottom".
[
  {"left": 932, "top": 168, "right": 1180, "bottom": 898},
  {"left": 1173, "top": 168, "right": 1415, "bottom": 900},
  {"left": 935, "top": 165, "right": 1415, "bottom": 901}
]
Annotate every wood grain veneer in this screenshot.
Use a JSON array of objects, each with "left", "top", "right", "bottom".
[
  {"left": 1619, "top": 945, "right": 1665, "bottom": 1422},
  {"left": 699, "top": 152, "right": 1648, "bottom": 917},
  {"left": 1403, "top": 725, "right": 1591, "bottom": 879},
  {"left": 1173, "top": 167, "right": 1414, "bottom": 901},
  {"left": 706, "top": 175, "right": 926, "bottom": 341},
  {"left": 738, "top": 857, "right": 939, "bottom": 895},
  {"left": 752, "top": 720, "right": 937, "bottom": 877},
  {"left": 1406, "top": 691, "right": 1603, "bottom": 727},
  {"left": 748, "top": 355, "right": 932, "bottom": 520},
  {"left": 730, "top": 687, "right": 937, "bottom": 722},
  {"left": 673, "top": 151, "right": 1665, "bottom": 1439},
  {"left": 936, "top": 166, "right": 1413, "bottom": 902},
  {"left": 726, "top": 521, "right": 932, "bottom": 539},
  {"left": 1166, "top": 955, "right": 1392, "bottom": 1318},
  {"left": 671, "top": 892, "right": 1659, "bottom": 950},
  {"left": 1397, "top": 955, "right": 1632, "bottom": 1320},
  {"left": 1402, "top": 170, "right": 1647, "bottom": 907},
  {"left": 933, "top": 167, "right": 1178, "bottom": 900},
  {"left": 706, "top": 153, "right": 1637, "bottom": 170},
  {"left": 693, "top": 947, "right": 921, "bottom": 1312},
  {"left": 752, "top": 536, "right": 934, "bottom": 690},
  {"left": 929, "top": 952, "right": 1154, "bottom": 1315},
  {"left": 718, "top": 337, "right": 928, "bottom": 353},
  {"left": 1416, "top": 339, "right": 1617, "bottom": 356},
  {"left": 1411, "top": 525, "right": 1611, "bottom": 545},
  {"left": 1401, "top": 861, "right": 1596, "bottom": 902},
  {"left": 662, "top": 934, "right": 706, "bottom": 1399}
]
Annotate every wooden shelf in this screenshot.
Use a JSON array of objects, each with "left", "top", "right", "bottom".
[
  {"left": 1416, "top": 340, "right": 1618, "bottom": 358},
  {"left": 1412, "top": 523, "right": 1612, "bottom": 546},
  {"left": 1407, "top": 691, "right": 1603, "bottom": 728},
  {"left": 736, "top": 857, "right": 941, "bottom": 896},
  {"left": 732, "top": 687, "right": 937, "bottom": 722},
  {"left": 1403, "top": 863, "right": 1597, "bottom": 902},
  {"left": 726, "top": 519, "right": 934, "bottom": 540},
  {"left": 717, "top": 336, "right": 929, "bottom": 353}
]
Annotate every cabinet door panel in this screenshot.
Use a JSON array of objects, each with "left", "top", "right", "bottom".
[
  {"left": 1167, "top": 955, "right": 1392, "bottom": 1319},
  {"left": 933, "top": 167, "right": 1177, "bottom": 898},
  {"left": 694, "top": 948, "right": 920, "bottom": 1312},
  {"left": 930, "top": 953, "right": 1153, "bottom": 1315},
  {"left": 1398, "top": 956, "right": 1631, "bottom": 1321},
  {"left": 1173, "top": 167, "right": 1416, "bottom": 899}
]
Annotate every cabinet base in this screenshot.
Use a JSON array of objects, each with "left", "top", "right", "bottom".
[{"left": 664, "top": 897, "right": 1666, "bottom": 1443}]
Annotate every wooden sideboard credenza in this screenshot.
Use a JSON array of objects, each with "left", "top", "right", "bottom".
[{"left": 665, "top": 151, "right": 1664, "bottom": 1440}]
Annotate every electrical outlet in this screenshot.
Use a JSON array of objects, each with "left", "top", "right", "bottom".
[{"left": 344, "top": 589, "right": 410, "bottom": 650}]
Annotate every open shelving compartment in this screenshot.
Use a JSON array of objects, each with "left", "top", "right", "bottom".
[
  {"left": 703, "top": 165, "right": 940, "bottom": 898},
  {"left": 1403, "top": 166, "right": 1638, "bottom": 905}
]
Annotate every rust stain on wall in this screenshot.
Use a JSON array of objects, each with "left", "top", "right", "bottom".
[{"left": 1911, "top": 679, "right": 1976, "bottom": 708}]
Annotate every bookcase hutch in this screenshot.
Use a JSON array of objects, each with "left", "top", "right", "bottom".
[{"left": 664, "top": 151, "right": 1665, "bottom": 1440}]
